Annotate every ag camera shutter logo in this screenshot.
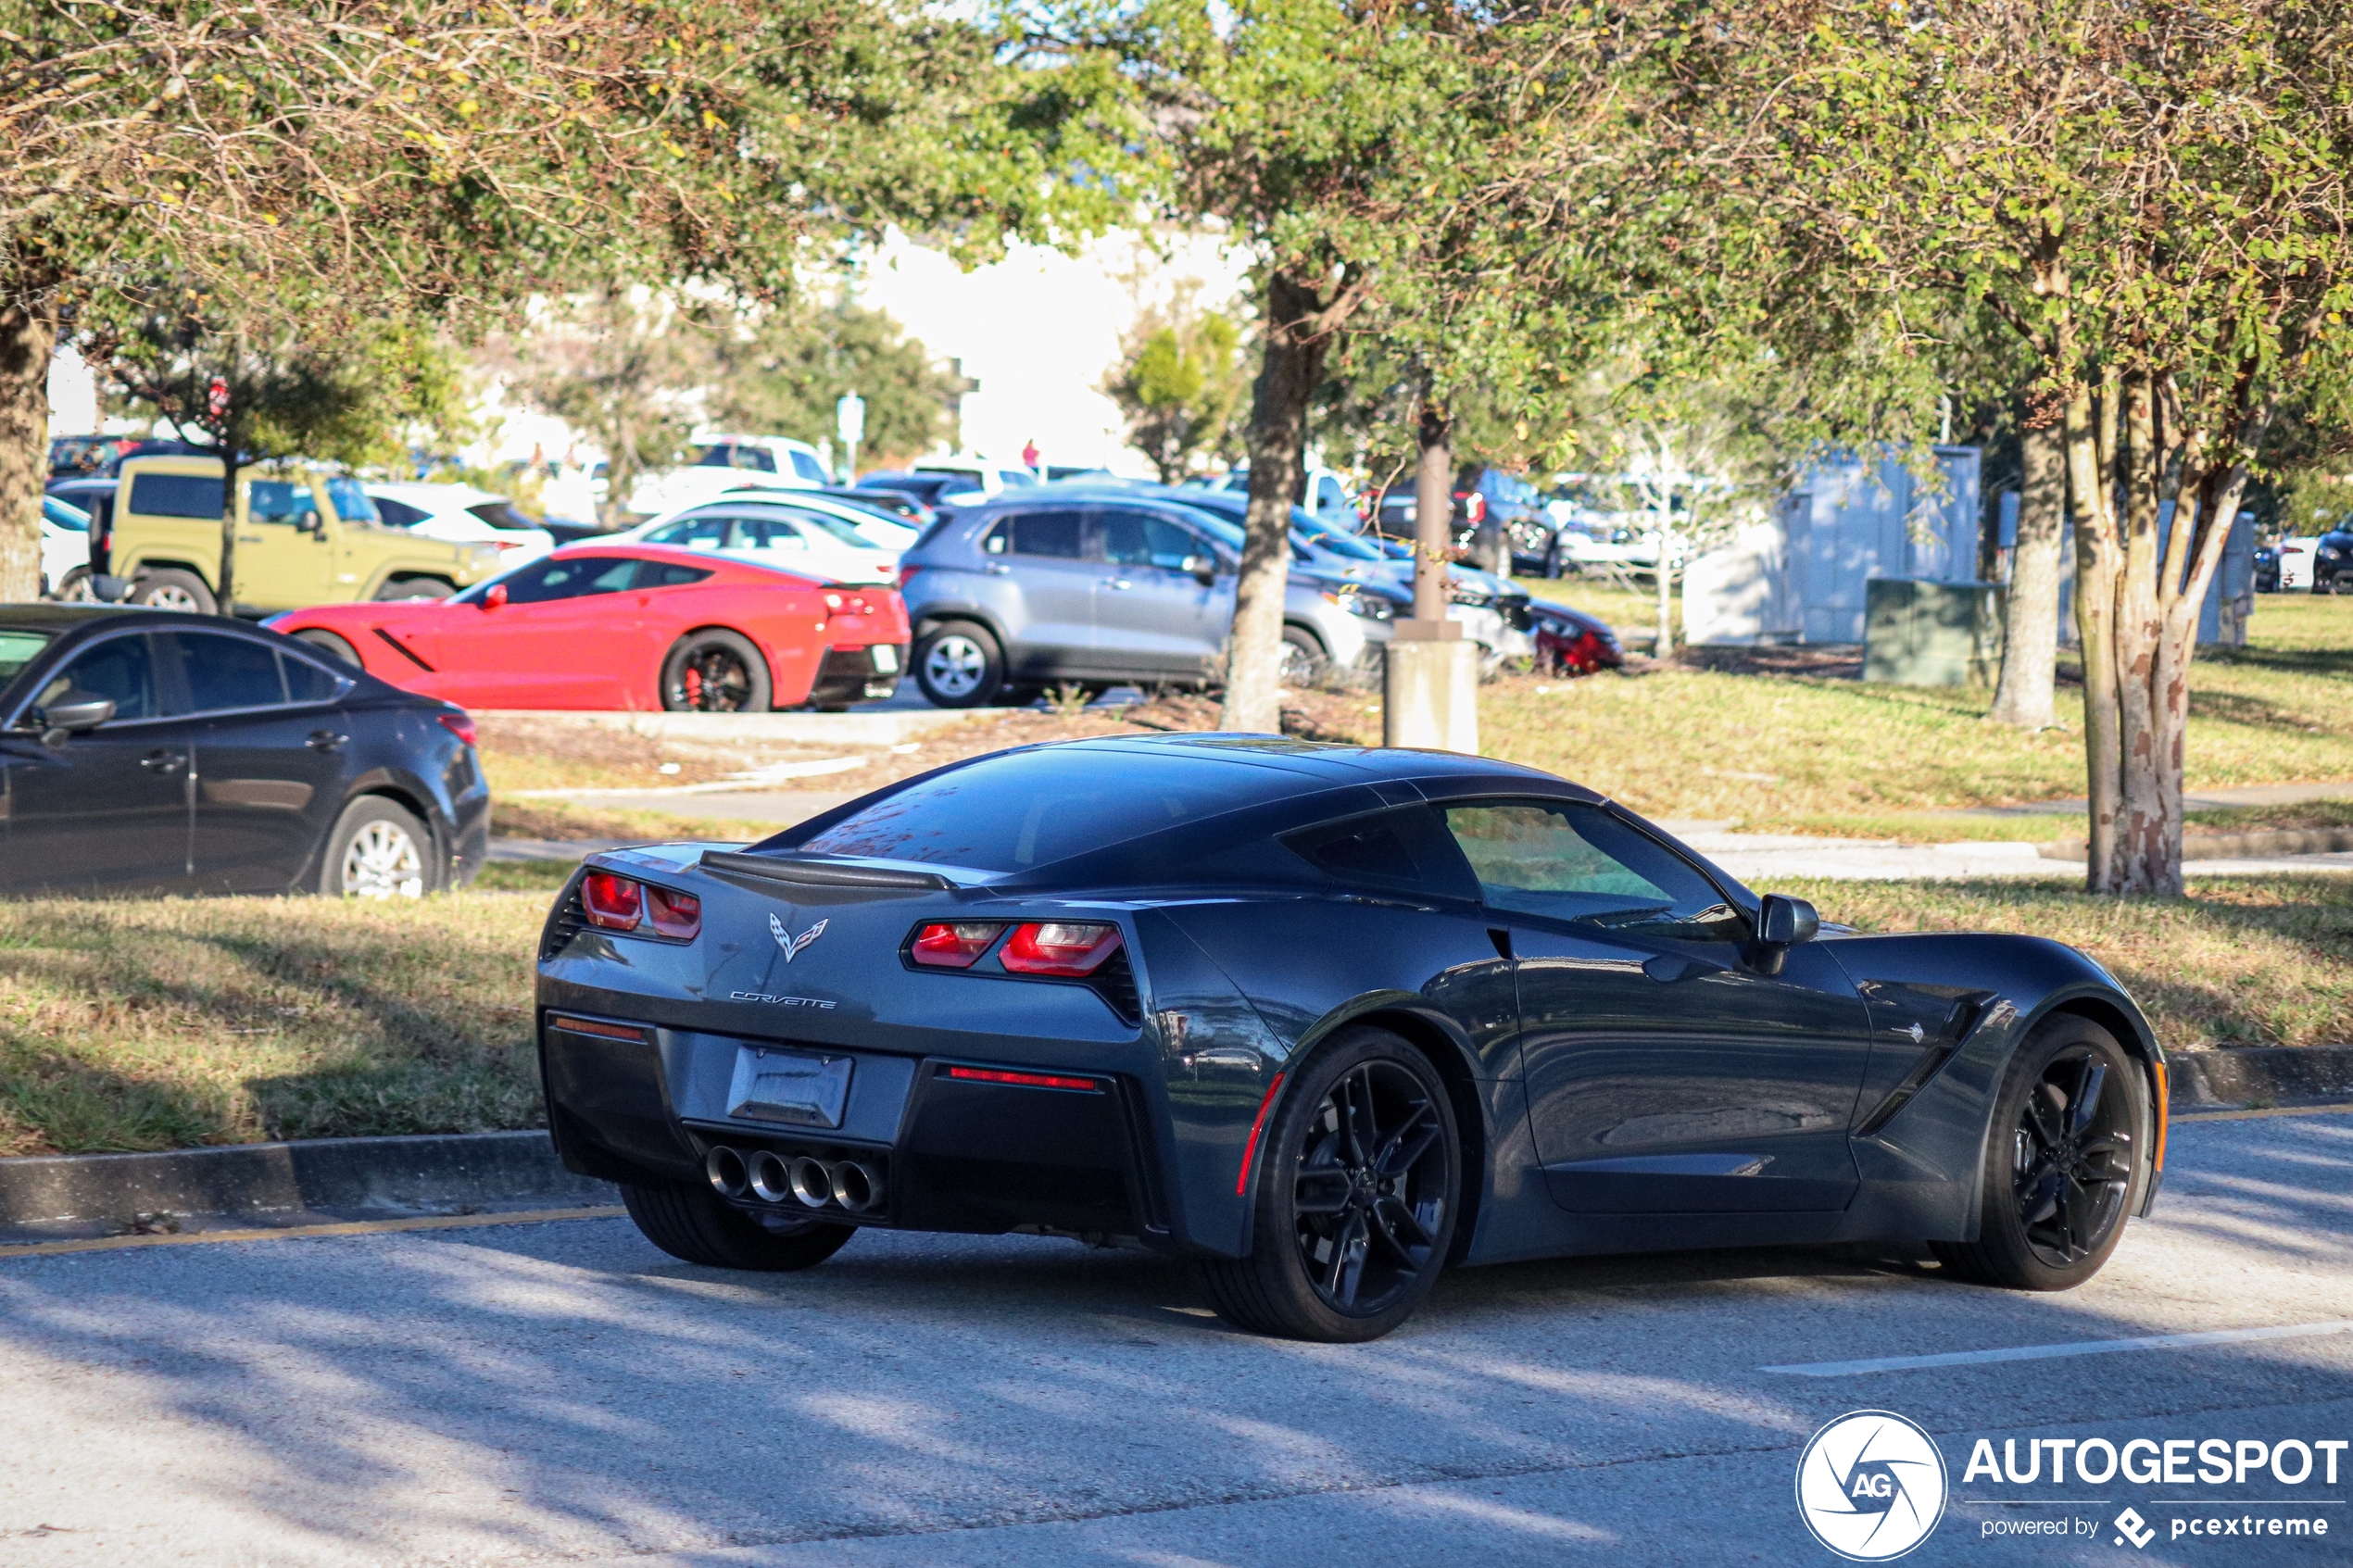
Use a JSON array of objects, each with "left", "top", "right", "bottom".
[{"left": 1795, "top": 1410, "right": 1949, "bottom": 1561}]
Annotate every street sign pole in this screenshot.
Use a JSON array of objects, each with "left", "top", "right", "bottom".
[{"left": 836, "top": 392, "right": 866, "bottom": 484}]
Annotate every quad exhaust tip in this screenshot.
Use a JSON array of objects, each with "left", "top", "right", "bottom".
[{"left": 706, "top": 1145, "right": 882, "bottom": 1214}]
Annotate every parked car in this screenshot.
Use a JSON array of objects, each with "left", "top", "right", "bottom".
[
  {"left": 816, "top": 485, "right": 936, "bottom": 530},
  {"left": 1168, "top": 488, "right": 1537, "bottom": 671},
  {"left": 896, "top": 492, "right": 1399, "bottom": 707},
  {"left": 100, "top": 455, "right": 501, "bottom": 615},
  {"left": 41, "top": 496, "right": 94, "bottom": 600},
  {"left": 912, "top": 457, "right": 1042, "bottom": 498},
  {"left": 265, "top": 544, "right": 910, "bottom": 712},
  {"left": 2275, "top": 534, "right": 2320, "bottom": 591},
  {"left": 624, "top": 436, "right": 831, "bottom": 517},
  {"left": 2312, "top": 531, "right": 2353, "bottom": 593},
  {"left": 857, "top": 471, "right": 971, "bottom": 509},
  {"left": 1462, "top": 467, "right": 1562, "bottom": 576},
  {"left": 614, "top": 495, "right": 912, "bottom": 584},
  {"left": 366, "top": 482, "right": 558, "bottom": 564},
  {"left": 0, "top": 604, "right": 487, "bottom": 897},
  {"left": 2254, "top": 542, "right": 2280, "bottom": 593},
  {"left": 536, "top": 736, "right": 2164, "bottom": 1341},
  {"left": 1528, "top": 600, "right": 1625, "bottom": 674},
  {"left": 1202, "top": 464, "right": 1359, "bottom": 528}
]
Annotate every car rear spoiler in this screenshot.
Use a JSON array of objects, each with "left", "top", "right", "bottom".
[{"left": 698, "top": 848, "right": 959, "bottom": 892}]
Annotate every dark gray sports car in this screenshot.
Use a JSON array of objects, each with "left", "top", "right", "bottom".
[{"left": 536, "top": 737, "right": 2166, "bottom": 1341}]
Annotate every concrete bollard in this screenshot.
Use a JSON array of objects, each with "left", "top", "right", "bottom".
[{"left": 1383, "top": 621, "right": 1479, "bottom": 754}]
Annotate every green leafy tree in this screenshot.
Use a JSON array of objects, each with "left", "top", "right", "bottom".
[
  {"left": 1103, "top": 293, "right": 1249, "bottom": 483},
  {"left": 1656, "top": 0, "right": 2353, "bottom": 894},
  {"left": 712, "top": 300, "right": 963, "bottom": 469},
  {"left": 1, "top": 0, "right": 1144, "bottom": 599}
]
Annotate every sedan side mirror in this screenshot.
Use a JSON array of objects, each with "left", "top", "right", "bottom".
[
  {"left": 34, "top": 693, "right": 116, "bottom": 746},
  {"left": 1756, "top": 894, "right": 1820, "bottom": 947},
  {"left": 1181, "top": 553, "right": 1216, "bottom": 585},
  {"left": 483, "top": 583, "right": 509, "bottom": 609}
]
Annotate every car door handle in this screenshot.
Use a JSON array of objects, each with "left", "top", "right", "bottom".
[
  {"left": 1101, "top": 578, "right": 1134, "bottom": 590},
  {"left": 307, "top": 730, "right": 348, "bottom": 753},
  {"left": 140, "top": 748, "right": 186, "bottom": 775},
  {"left": 984, "top": 563, "right": 1012, "bottom": 576}
]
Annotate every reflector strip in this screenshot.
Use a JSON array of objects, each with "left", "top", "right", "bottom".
[
  {"left": 944, "top": 1065, "right": 1103, "bottom": 1093},
  {"left": 549, "top": 1016, "right": 649, "bottom": 1042},
  {"left": 2153, "top": 1060, "right": 2171, "bottom": 1171},
  {"left": 1235, "top": 1073, "right": 1287, "bottom": 1197}
]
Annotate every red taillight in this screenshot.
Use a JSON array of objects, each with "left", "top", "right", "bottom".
[
  {"left": 436, "top": 710, "right": 478, "bottom": 748},
  {"left": 945, "top": 1065, "right": 1104, "bottom": 1093},
  {"left": 580, "top": 872, "right": 699, "bottom": 938},
  {"left": 581, "top": 872, "right": 642, "bottom": 930},
  {"left": 910, "top": 921, "right": 1006, "bottom": 968},
  {"left": 999, "top": 922, "right": 1123, "bottom": 976},
  {"left": 647, "top": 885, "right": 701, "bottom": 939},
  {"left": 548, "top": 1015, "right": 648, "bottom": 1042},
  {"left": 895, "top": 564, "right": 921, "bottom": 586},
  {"left": 1459, "top": 491, "right": 1488, "bottom": 524}
]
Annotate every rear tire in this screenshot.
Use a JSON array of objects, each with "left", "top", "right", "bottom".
[
  {"left": 320, "top": 796, "right": 438, "bottom": 898},
  {"left": 131, "top": 568, "right": 216, "bottom": 615},
  {"left": 661, "top": 629, "right": 772, "bottom": 712},
  {"left": 55, "top": 566, "right": 94, "bottom": 602},
  {"left": 294, "top": 628, "right": 364, "bottom": 668},
  {"left": 1932, "top": 1017, "right": 2144, "bottom": 1291},
  {"left": 621, "top": 1180, "right": 856, "bottom": 1271},
  {"left": 913, "top": 620, "right": 1006, "bottom": 708},
  {"left": 1199, "top": 1027, "right": 1460, "bottom": 1342}
]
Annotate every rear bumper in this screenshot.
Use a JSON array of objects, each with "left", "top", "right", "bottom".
[
  {"left": 540, "top": 1013, "right": 1174, "bottom": 1246},
  {"left": 803, "top": 645, "right": 906, "bottom": 708}
]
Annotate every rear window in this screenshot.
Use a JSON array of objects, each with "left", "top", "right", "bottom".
[
  {"left": 781, "top": 746, "right": 1303, "bottom": 872},
  {"left": 466, "top": 501, "right": 539, "bottom": 532},
  {"left": 128, "top": 472, "right": 225, "bottom": 519},
  {"left": 0, "top": 628, "right": 54, "bottom": 684}
]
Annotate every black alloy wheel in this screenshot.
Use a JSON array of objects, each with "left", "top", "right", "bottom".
[
  {"left": 1934, "top": 1017, "right": 2143, "bottom": 1291},
  {"left": 1200, "top": 1027, "right": 1459, "bottom": 1342},
  {"left": 661, "top": 630, "right": 772, "bottom": 712}
]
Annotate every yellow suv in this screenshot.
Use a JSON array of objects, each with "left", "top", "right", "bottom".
[{"left": 103, "top": 455, "right": 500, "bottom": 615}]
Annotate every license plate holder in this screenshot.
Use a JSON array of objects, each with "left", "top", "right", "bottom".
[{"left": 726, "top": 1046, "right": 853, "bottom": 1129}]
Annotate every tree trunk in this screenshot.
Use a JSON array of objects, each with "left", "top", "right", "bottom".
[
  {"left": 2110, "top": 371, "right": 2168, "bottom": 893},
  {"left": 1653, "top": 498, "right": 1676, "bottom": 660},
  {"left": 1412, "top": 392, "right": 1451, "bottom": 622},
  {"left": 0, "top": 296, "right": 56, "bottom": 603},
  {"left": 1989, "top": 413, "right": 2065, "bottom": 728},
  {"left": 2065, "top": 372, "right": 2122, "bottom": 891},
  {"left": 1220, "top": 270, "right": 1327, "bottom": 734},
  {"left": 216, "top": 442, "right": 242, "bottom": 614}
]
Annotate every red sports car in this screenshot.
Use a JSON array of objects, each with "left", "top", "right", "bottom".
[{"left": 265, "top": 545, "right": 911, "bottom": 711}]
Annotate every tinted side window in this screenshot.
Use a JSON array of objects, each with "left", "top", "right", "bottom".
[
  {"left": 789, "top": 450, "right": 830, "bottom": 483},
  {"left": 733, "top": 516, "right": 806, "bottom": 550},
  {"left": 734, "top": 446, "right": 777, "bottom": 472},
  {"left": 996, "top": 510, "right": 1086, "bottom": 559},
  {"left": 694, "top": 445, "right": 735, "bottom": 469},
  {"left": 1442, "top": 801, "right": 1733, "bottom": 931},
  {"left": 247, "top": 481, "right": 320, "bottom": 525},
  {"left": 642, "top": 562, "right": 714, "bottom": 588},
  {"left": 128, "top": 473, "right": 225, "bottom": 520},
  {"left": 280, "top": 651, "right": 348, "bottom": 703},
  {"left": 1283, "top": 807, "right": 1478, "bottom": 900},
  {"left": 373, "top": 496, "right": 426, "bottom": 528},
  {"left": 169, "top": 632, "right": 288, "bottom": 712},
  {"left": 645, "top": 515, "right": 728, "bottom": 548},
  {"left": 34, "top": 634, "right": 157, "bottom": 721},
  {"left": 1101, "top": 509, "right": 1205, "bottom": 570},
  {"left": 505, "top": 555, "right": 641, "bottom": 604}
]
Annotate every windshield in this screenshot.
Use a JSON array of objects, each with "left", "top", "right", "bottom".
[{"left": 324, "top": 476, "right": 378, "bottom": 523}]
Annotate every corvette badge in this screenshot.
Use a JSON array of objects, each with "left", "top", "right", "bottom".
[{"left": 769, "top": 913, "right": 829, "bottom": 962}]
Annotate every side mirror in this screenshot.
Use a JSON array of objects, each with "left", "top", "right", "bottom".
[
  {"left": 1181, "top": 553, "right": 1216, "bottom": 585},
  {"left": 1756, "top": 894, "right": 1820, "bottom": 947},
  {"left": 483, "top": 583, "right": 508, "bottom": 610},
  {"left": 34, "top": 693, "right": 116, "bottom": 746}
]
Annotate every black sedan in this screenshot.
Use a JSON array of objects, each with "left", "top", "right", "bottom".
[
  {"left": 0, "top": 605, "right": 489, "bottom": 897},
  {"left": 536, "top": 737, "right": 2164, "bottom": 1341}
]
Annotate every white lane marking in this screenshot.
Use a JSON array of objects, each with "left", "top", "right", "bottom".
[{"left": 1764, "top": 1320, "right": 2353, "bottom": 1377}]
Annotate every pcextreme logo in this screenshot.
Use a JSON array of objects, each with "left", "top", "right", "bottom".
[{"left": 1796, "top": 1410, "right": 1951, "bottom": 1561}]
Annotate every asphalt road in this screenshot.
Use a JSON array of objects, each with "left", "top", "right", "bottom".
[{"left": 2, "top": 1110, "right": 2347, "bottom": 1567}]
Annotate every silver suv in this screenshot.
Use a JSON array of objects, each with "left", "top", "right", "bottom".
[{"left": 898, "top": 492, "right": 1401, "bottom": 708}]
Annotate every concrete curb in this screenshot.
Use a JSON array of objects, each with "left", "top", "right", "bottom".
[
  {"left": 2040, "top": 827, "right": 2353, "bottom": 861},
  {"left": 2173, "top": 1046, "right": 2353, "bottom": 1109},
  {"left": 2, "top": 1047, "right": 2344, "bottom": 1228},
  {"left": 0, "top": 1131, "right": 611, "bottom": 1227}
]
